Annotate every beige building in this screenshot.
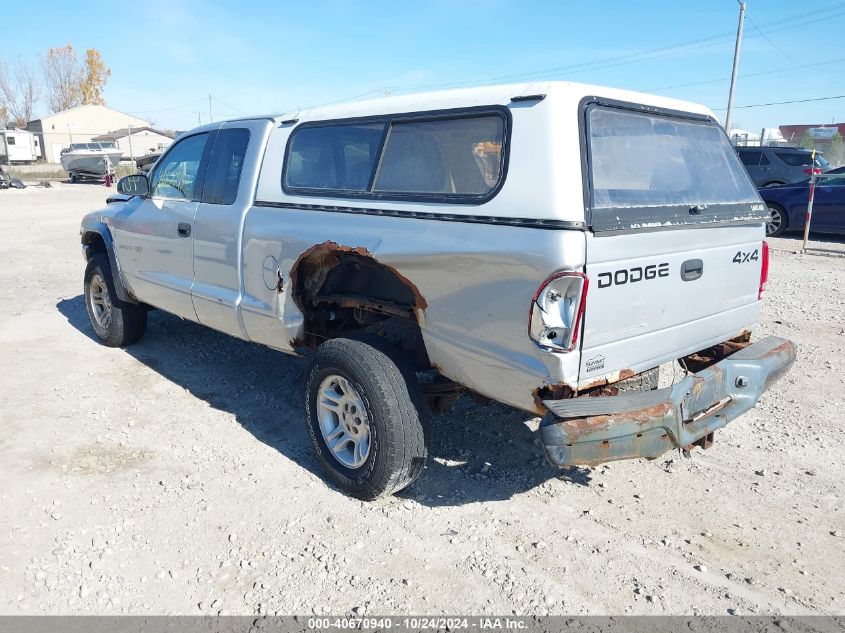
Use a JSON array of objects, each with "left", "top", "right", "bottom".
[
  {"left": 93, "top": 127, "right": 174, "bottom": 160},
  {"left": 27, "top": 105, "right": 150, "bottom": 163}
]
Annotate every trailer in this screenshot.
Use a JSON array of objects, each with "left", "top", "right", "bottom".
[{"left": 0, "top": 129, "right": 41, "bottom": 163}]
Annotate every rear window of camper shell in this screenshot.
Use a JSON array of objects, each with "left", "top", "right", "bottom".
[{"left": 282, "top": 108, "right": 509, "bottom": 204}]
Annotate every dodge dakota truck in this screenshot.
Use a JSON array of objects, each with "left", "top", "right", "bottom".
[{"left": 80, "top": 81, "right": 796, "bottom": 499}]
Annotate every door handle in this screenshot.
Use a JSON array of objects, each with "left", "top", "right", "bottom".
[
  {"left": 177, "top": 222, "right": 191, "bottom": 237},
  {"left": 680, "top": 258, "right": 703, "bottom": 282}
]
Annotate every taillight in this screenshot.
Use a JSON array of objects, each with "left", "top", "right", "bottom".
[
  {"left": 528, "top": 272, "right": 589, "bottom": 352},
  {"left": 803, "top": 168, "right": 822, "bottom": 175},
  {"left": 758, "top": 240, "right": 769, "bottom": 300}
]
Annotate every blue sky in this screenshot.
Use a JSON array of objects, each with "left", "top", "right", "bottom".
[{"left": 2, "top": 0, "right": 844, "bottom": 132}]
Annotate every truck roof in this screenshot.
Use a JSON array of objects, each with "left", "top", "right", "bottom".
[
  {"left": 200, "top": 81, "right": 716, "bottom": 129},
  {"left": 278, "top": 80, "right": 716, "bottom": 124}
]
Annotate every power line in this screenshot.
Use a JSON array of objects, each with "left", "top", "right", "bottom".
[
  {"left": 381, "top": 3, "right": 845, "bottom": 94},
  {"left": 210, "top": 95, "right": 249, "bottom": 115},
  {"left": 748, "top": 16, "right": 803, "bottom": 68},
  {"left": 712, "top": 93, "right": 845, "bottom": 111},
  {"left": 647, "top": 55, "right": 845, "bottom": 92}
]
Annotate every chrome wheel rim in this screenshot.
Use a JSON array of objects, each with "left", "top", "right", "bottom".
[
  {"left": 88, "top": 273, "right": 113, "bottom": 330},
  {"left": 767, "top": 206, "right": 782, "bottom": 235},
  {"left": 316, "top": 374, "right": 371, "bottom": 469}
]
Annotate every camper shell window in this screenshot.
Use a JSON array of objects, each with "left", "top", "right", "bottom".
[
  {"left": 283, "top": 108, "right": 509, "bottom": 204},
  {"left": 584, "top": 102, "right": 766, "bottom": 232}
]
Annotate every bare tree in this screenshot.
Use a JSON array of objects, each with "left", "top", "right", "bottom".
[
  {"left": 41, "top": 44, "right": 83, "bottom": 113},
  {"left": 0, "top": 58, "right": 39, "bottom": 127}
]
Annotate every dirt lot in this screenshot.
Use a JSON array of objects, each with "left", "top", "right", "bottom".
[{"left": 0, "top": 184, "right": 843, "bottom": 616}]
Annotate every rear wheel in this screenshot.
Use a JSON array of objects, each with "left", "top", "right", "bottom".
[
  {"left": 84, "top": 253, "right": 147, "bottom": 347},
  {"left": 766, "top": 203, "right": 788, "bottom": 237},
  {"left": 304, "top": 336, "right": 427, "bottom": 500}
]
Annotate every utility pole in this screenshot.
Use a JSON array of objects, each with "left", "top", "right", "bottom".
[
  {"left": 127, "top": 123, "right": 135, "bottom": 172},
  {"left": 724, "top": 1, "right": 747, "bottom": 136},
  {"left": 208, "top": 94, "right": 213, "bottom": 123}
]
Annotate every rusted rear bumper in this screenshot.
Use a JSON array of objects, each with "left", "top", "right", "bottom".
[{"left": 540, "top": 336, "right": 797, "bottom": 467}]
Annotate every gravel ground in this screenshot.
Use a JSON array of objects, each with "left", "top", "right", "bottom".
[{"left": 0, "top": 183, "right": 843, "bottom": 616}]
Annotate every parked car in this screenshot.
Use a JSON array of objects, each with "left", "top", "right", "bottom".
[
  {"left": 737, "top": 147, "right": 829, "bottom": 187},
  {"left": 758, "top": 173, "right": 845, "bottom": 236},
  {"left": 79, "top": 82, "right": 796, "bottom": 499}
]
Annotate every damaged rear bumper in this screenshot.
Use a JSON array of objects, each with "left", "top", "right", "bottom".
[{"left": 540, "top": 336, "right": 797, "bottom": 467}]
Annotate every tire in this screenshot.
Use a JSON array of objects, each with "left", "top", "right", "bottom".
[
  {"left": 615, "top": 367, "right": 659, "bottom": 393},
  {"left": 304, "top": 336, "right": 427, "bottom": 500},
  {"left": 765, "top": 203, "right": 788, "bottom": 237},
  {"left": 84, "top": 253, "right": 147, "bottom": 347}
]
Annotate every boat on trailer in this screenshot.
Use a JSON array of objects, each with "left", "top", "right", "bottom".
[{"left": 60, "top": 142, "right": 123, "bottom": 181}]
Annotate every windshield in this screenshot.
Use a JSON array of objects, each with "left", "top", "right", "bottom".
[{"left": 587, "top": 106, "right": 765, "bottom": 231}]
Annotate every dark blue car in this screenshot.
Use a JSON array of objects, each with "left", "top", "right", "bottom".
[{"left": 758, "top": 166, "right": 845, "bottom": 236}]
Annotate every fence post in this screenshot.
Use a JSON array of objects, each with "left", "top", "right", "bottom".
[{"left": 801, "top": 149, "right": 816, "bottom": 251}]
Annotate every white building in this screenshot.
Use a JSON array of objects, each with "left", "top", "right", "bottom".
[
  {"left": 92, "top": 127, "right": 174, "bottom": 160},
  {"left": 27, "top": 104, "right": 150, "bottom": 163}
]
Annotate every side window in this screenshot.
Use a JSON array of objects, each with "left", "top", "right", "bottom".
[
  {"left": 739, "top": 150, "right": 762, "bottom": 166},
  {"left": 776, "top": 152, "right": 813, "bottom": 167},
  {"left": 7, "top": 137, "right": 15, "bottom": 145},
  {"left": 150, "top": 133, "right": 209, "bottom": 200},
  {"left": 285, "top": 123, "right": 385, "bottom": 191},
  {"left": 201, "top": 128, "right": 250, "bottom": 205},
  {"left": 282, "top": 111, "right": 508, "bottom": 201},
  {"left": 373, "top": 116, "right": 504, "bottom": 195}
]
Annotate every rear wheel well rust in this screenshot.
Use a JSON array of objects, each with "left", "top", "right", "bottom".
[{"left": 289, "top": 241, "right": 430, "bottom": 368}]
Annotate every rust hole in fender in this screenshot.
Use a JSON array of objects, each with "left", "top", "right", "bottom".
[{"left": 287, "top": 241, "right": 429, "bottom": 363}]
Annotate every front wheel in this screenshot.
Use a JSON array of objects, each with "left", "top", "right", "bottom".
[
  {"left": 304, "top": 337, "right": 427, "bottom": 500},
  {"left": 766, "top": 203, "right": 788, "bottom": 237},
  {"left": 84, "top": 253, "right": 147, "bottom": 347}
]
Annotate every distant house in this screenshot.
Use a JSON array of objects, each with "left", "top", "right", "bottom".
[
  {"left": 92, "top": 127, "right": 174, "bottom": 160},
  {"left": 27, "top": 104, "right": 150, "bottom": 163}
]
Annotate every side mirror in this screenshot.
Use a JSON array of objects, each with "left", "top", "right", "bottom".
[{"left": 117, "top": 174, "right": 150, "bottom": 197}]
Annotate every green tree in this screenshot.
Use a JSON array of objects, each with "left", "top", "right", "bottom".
[
  {"left": 827, "top": 131, "right": 843, "bottom": 166},
  {"left": 801, "top": 130, "right": 815, "bottom": 150}
]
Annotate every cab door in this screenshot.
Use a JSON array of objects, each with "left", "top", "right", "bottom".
[
  {"left": 810, "top": 175, "right": 845, "bottom": 230},
  {"left": 191, "top": 122, "right": 270, "bottom": 338},
  {"left": 114, "top": 131, "right": 213, "bottom": 318}
]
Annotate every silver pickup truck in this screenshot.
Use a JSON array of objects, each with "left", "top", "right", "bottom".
[{"left": 80, "top": 81, "right": 796, "bottom": 499}]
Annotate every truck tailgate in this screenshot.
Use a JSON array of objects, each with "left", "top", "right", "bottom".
[{"left": 579, "top": 223, "right": 764, "bottom": 387}]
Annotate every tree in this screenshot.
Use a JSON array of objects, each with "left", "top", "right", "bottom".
[
  {"left": 827, "top": 132, "right": 843, "bottom": 166},
  {"left": 81, "top": 49, "right": 111, "bottom": 105},
  {"left": 801, "top": 129, "right": 815, "bottom": 150},
  {"left": 42, "top": 44, "right": 84, "bottom": 112},
  {"left": 0, "top": 58, "right": 39, "bottom": 127}
]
